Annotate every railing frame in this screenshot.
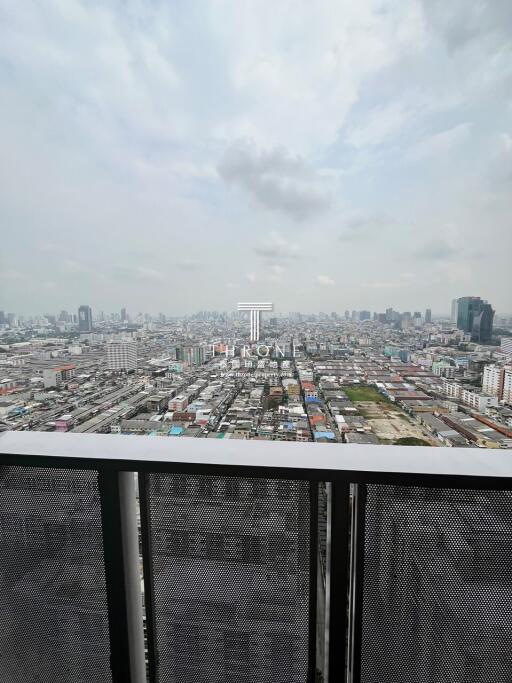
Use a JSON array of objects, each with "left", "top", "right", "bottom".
[{"left": 1, "top": 431, "right": 512, "bottom": 683}]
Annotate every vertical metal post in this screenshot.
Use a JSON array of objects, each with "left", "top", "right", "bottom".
[
  {"left": 119, "top": 471, "right": 147, "bottom": 683},
  {"left": 308, "top": 480, "right": 319, "bottom": 683},
  {"left": 139, "top": 472, "right": 158, "bottom": 683},
  {"left": 323, "top": 482, "right": 332, "bottom": 681},
  {"left": 98, "top": 469, "right": 135, "bottom": 683},
  {"left": 327, "top": 480, "right": 351, "bottom": 683},
  {"left": 348, "top": 484, "right": 367, "bottom": 683}
]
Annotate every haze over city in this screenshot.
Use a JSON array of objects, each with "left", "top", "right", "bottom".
[
  {"left": 2, "top": 3, "right": 512, "bottom": 682},
  {"left": 1, "top": 0, "right": 511, "bottom": 314}
]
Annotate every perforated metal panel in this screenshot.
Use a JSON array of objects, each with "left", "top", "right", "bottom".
[
  {"left": 359, "top": 485, "right": 512, "bottom": 683},
  {"left": 0, "top": 466, "right": 112, "bottom": 683},
  {"left": 143, "top": 473, "right": 312, "bottom": 683}
]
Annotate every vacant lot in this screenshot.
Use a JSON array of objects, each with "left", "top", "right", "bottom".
[
  {"left": 343, "top": 389, "right": 438, "bottom": 446},
  {"left": 343, "top": 386, "right": 389, "bottom": 403}
]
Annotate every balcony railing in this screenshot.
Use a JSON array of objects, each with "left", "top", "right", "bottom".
[{"left": 1, "top": 430, "right": 511, "bottom": 683}]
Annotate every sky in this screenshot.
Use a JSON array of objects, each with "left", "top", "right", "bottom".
[{"left": 0, "top": 0, "right": 511, "bottom": 316}]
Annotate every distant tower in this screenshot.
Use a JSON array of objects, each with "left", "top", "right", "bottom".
[
  {"left": 451, "top": 299, "right": 458, "bottom": 324},
  {"left": 121, "top": 307, "right": 127, "bottom": 323},
  {"left": 425, "top": 308, "right": 432, "bottom": 324},
  {"left": 456, "top": 297, "right": 495, "bottom": 342},
  {"left": 78, "top": 305, "right": 93, "bottom": 333},
  {"left": 237, "top": 303, "right": 273, "bottom": 342}
]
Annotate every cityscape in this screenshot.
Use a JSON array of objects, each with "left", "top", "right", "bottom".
[
  {"left": 0, "top": 296, "right": 511, "bottom": 448},
  {"left": 1, "top": 0, "right": 512, "bottom": 681}
]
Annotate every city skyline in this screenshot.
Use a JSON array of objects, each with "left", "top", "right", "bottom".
[
  {"left": 1, "top": 1, "right": 511, "bottom": 314},
  {"left": 1, "top": 299, "right": 511, "bottom": 320}
]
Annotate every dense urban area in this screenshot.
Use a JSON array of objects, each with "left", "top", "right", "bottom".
[{"left": 1, "top": 296, "right": 511, "bottom": 449}]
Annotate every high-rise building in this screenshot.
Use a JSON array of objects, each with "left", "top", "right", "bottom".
[
  {"left": 106, "top": 341, "right": 137, "bottom": 371},
  {"left": 425, "top": 308, "right": 432, "bottom": 324},
  {"left": 482, "top": 365, "right": 504, "bottom": 398},
  {"left": 503, "top": 368, "right": 512, "bottom": 405},
  {"left": 457, "top": 297, "right": 495, "bottom": 342},
  {"left": 78, "top": 305, "right": 93, "bottom": 333},
  {"left": 451, "top": 298, "right": 458, "bottom": 324},
  {"left": 501, "top": 338, "right": 512, "bottom": 358},
  {"left": 180, "top": 345, "right": 205, "bottom": 366},
  {"left": 483, "top": 365, "right": 512, "bottom": 405},
  {"left": 121, "top": 307, "right": 127, "bottom": 322}
]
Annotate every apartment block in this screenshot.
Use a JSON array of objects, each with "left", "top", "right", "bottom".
[
  {"left": 482, "top": 365, "right": 505, "bottom": 398},
  {"left": 106, "top": 341, "right": 137, "bottom": 372}
]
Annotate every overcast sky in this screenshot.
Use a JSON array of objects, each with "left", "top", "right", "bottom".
[{"left": 1, "top": 0, "right": 511, "bottom": 316}]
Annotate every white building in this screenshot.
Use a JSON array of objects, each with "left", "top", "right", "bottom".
[
  {"left": 432, "top": 361, "right": 455, "bottom": 378},
  {"left": 503, "top": 368, "right": 512, "bottom": 405},
  {"left": 106, "top": 341, "right": 137, "bottom": 372},
  {"left": 460, "top": 389, "right": 498, "bottom": 412},
  {"left": 501, "top": 338, "right": 512, "bottom": 358},
  {"left": 443, "top": 381, "right": 462, "bottom": 400},
  {"left": 42, "top": 364, "right": 76, "bottom": 388},
  {"left": 482, "top": 365, "right": 504, "bottom": 397}
]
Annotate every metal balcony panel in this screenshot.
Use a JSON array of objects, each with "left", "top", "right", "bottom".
[
  {"left": 357, "top": 484, "right": 512, "bottom": 683},
  {"left": 0, "top": 465, "right": 112, "bottom": 683},
  {"left": 141, "top": 472, "right": 314, "bottom": 683}
]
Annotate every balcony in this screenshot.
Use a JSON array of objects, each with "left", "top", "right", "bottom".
[{"left": 1, "top": 430, "right": 511, "bottom": 683}]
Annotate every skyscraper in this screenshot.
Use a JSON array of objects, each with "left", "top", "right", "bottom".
[
  {"left": 78, "top": 305, "right": 93, "bottom": 333},
  {"left": 425, "top": 308, "right": 432, "bottom": 324},
  {"left": 451, "top": 299, "right": 458, "bottom": 324},
  {"left": 121, "top": 307, "right": 127, "bottom": 322},
  {"left": 456, "top": 297, "right": 495, "bottom": 342},
  {"left": 472, "top": 302, "right": 495, "bottom": 343}
]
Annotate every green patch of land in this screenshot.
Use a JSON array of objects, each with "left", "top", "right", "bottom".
[
  {"left": 393, "top": 437, "right": 431, "bottom": 446},
  {"left": 344, "top": 386, "right": 388, "bottom": 403}
]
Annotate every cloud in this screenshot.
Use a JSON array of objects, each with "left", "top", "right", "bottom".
[
  {"left": 344, "top": 102, "right": 409, "bottom": 148},
  {"left": 244, "top": 263, "right": 286, "bottom": 284},
  {"left": 176, "top": 261, "right": 201, "bottom": 271},
  {"left": 406, "top": 122, "right": 472, "bottom": 162},
  {"left": 339, "top": 213, "right": 393, "bottom": 241},
  {"left": 316, "top": 274, "right": 335, "bottom": 286},
  {"left": 113, "top": 266, "right": 167, "bottom": 284},
  {"left": 415, "top": 240, "right": 458, "bottom": 261},
  {"left": 420, "top": 0, "right": 512, "bottom": 51},
  {"left": 253, "top": 232, "right": 301, "bottom": 260},
  {"left": 218, "top": 141, "right": 331, "bottom": 220},
  {"left": 0, "top": 1, "right": 511, "bottom": 314}
]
